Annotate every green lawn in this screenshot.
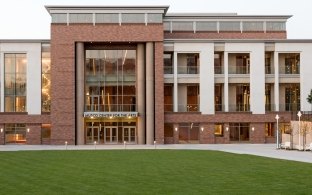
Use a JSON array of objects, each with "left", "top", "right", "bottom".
[{"left": 0, "top": 150, "right": 311, "bottom": 194}]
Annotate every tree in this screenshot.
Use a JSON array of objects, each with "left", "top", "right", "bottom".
[{"left": 307, "top": 89, "right": 312, "bottom": 111}]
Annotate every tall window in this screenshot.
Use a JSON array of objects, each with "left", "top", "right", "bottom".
[
  {"left": 42, "top": 44, "right": 51, "bottom": 112},
  {"left": 236, "top": 84, "right": 250, "bottom": 111},
  {"left": 215, "top": 84, "right": 223, "bottom": 111},
  {"left": 214, "top": 52, "right": 223, "bottom": 74},
  {"left": 285, "top": 84, "right": 300, "bottom": 111},
  {"left": 4, "top": 54, "right": 27, "bottom": 112},
  {"left": 164, "top": 84, "right": 173, "bottom": 112},
  {"left": 85, "top": 49, "right": 136, "bottom": 112},
  {"left": 187, "top": 85, "right": 199, "bottom": 112}
]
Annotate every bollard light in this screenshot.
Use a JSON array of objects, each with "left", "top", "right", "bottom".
[
  {"left": 65, "top": 141, "right": 68, "bottom": 150},
  {"left": 94, "top": 141, "right": 97, "bottom": 150},
  {"left": 297, "top": 111, "right": 302, "bottom": 150},
  {"left": 275, "top": 114, "right": 280, "bottom": 149},
  {"left": 154, "top": 140, "right": 156, "bottom": 149}
]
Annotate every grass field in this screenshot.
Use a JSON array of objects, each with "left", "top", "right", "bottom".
[{"left": 0, "top": 150, "right": 311, "bottom": 194}]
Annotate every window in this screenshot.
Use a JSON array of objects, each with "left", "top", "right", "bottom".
[
  {"left": 85, "top": 49, "right": 136, "bottom": 112},
  {"left": 41, "top": 124, "right": 51, "bottom": 139},
  {"left": 285, "top": 53, "right": 300, "bottom": 74},
  {"left": 187, "top": 85, "right": 199, "bottom": 112},
  {"left": 265, "top": 123, "right": 274, "bottom": 137},
  {"left": 42, "top": 44, "right": 51, "bottom": 112},
  {"left": 164, "top": 123, "right": 174, "bottom": 137},
  {"left": 214, "top": 124, "right": 224, "bottom": 137},
  {"left": 164, "top": 85, "right": 173, "bottom": 112},
  {"left": 265, "top": 84, "right": 272, "bottom": 111},
  {"left": 235, "top": 84, "right": 250, "bottom": 112},
  {"left": 4, "top": 54, "right": 27, "bottom": 112},
  {"left": 215, "top": 84, "right": 223, "bottom": 111},
  {"left": 285, "top": 84, "right": 300, "bottom": 111},
  {"left": 164, "top": 52, "right": 173, "bottom": 74},
  {"left": 214, "top": 52, "right": 223, "bottom": 74},
  {"left": 5, "top": 124, "right": 26, "bottom": 144}
]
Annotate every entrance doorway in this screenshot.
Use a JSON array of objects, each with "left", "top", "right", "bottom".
[{"left": 85, "top": 120, "right": 137, "bottom": 144}]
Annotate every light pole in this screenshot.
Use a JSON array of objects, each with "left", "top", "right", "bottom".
[
  {"left": 297, "top": 111, "right": 302, "bottom": 150},
  {"left": 275, "top": 114, "right": 280, "bottom": 149}
]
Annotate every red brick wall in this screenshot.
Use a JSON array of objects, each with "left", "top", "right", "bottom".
[
  {"left": 154, "top": 42, "right": 164, "bottom": 144},
  {"left": 51, "top": 23, "right": 164, "bottom": 145},
  {"left": 26, "top": 124, "right": 42, "bottom": 145},
  {"left": 165, "top": 112, "right": 291, "bottom": 144},
  {"left": 164, "top": 31, "right": 287, "bottom": 40},
  {"left": 0, "top": 114, "right": 50, "bottom": 145}
]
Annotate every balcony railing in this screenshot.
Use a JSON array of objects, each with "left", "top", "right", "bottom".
[
  {"left": 229, "top": 104, "right": 250, "bottom": 112},
  {"left": 164, "top": 66, "right": 173, "bottom": 74},
  {"left": 215, "top": 104, "right": 225, "bottom": 112},
  {"left": 279, "top": 103, "right": 300, "bottom": 112},
  {"left": 280, "top": 65, "right": 300, "bottom": 74},
  {"left": 265, "top": 66, "right": 274, "bottom": 74},
  {"left": 228, "top": 65, "right": 250, "bottom": 74},
  {"left": 214, "top": 66, "right": 224, "bottom": 74},
  {"left": 177, "top": 66, "right": 199, "bottom": 74},
  {"left": 178, "top": 104, "right": 199, "bottom": 112}
]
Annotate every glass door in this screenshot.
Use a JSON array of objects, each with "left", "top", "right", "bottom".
[
  {"left": 86, "top": 126, "right": 99, "bottom": 144},
  {"left": 105, "top": 127, "right": 118, "bottom": 144},
  {"left": 123, "top": 127, "right": 136, "bottom": 143}
]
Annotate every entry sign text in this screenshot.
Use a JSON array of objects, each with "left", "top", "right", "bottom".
[{"left": 84, "top": 112, "right": 138, "bottom": 118}]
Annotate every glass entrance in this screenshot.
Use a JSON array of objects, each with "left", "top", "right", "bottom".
[
  {"left": 123, "top": 127, "right": 136, "bottom": 143},
  {"left": 105, "top": 127, "right": 118, "bottom": 143},
  {"left": 86, "top": 126, "right": 99, "bottom": 144},
  {"left": 229, "top": 123, "right": 250, "bottom": 142}
]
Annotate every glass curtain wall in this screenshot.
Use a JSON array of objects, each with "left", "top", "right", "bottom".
[
  {"left": 85, "top": 50, "right": 136, "bottom": 112},
  {"left": 42, "top": 44, "right": 51, "bottom": 112},
  {"left": 4, "top": 54, "right": 27, "bottom": 112}
]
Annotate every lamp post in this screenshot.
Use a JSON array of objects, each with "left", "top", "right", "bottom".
[
  {"left": 275, "top": 114, "right": 280, "bottom": 149},
  {"left": 297, "top": 111, "right": 302, "bottom": 150}
]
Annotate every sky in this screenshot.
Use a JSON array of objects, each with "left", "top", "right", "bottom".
[{"left": 0, "top": 0, "right": 311, "bottom": 39}]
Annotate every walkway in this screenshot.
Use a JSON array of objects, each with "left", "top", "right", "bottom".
[{"left": 0, "top": 144, "right": 311, "bottom": 163}]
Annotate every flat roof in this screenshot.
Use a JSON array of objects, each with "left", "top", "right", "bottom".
[
  {"left": 2, "top": 39, "right": 312, "bottom": 44},
  {"left": 45, "top": 5, "right": 169, "bottom": 14},
  {"left": 165, "top": 13, "right": 292, "bottom": 20}
]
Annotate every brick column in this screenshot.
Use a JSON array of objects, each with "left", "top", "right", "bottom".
[
  {"left": 154, "top": 42, "right": 164, "bottom": 144},
  {"left": 26, "top": 124, "right": 42, "bottom": 145},
  {"left": 0, "top": 124, "right": 4, "bottom": 145}
]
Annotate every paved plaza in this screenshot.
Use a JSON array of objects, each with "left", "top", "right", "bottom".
[{"left": 0, "top": 144, "right": 311, "bottom": 163}]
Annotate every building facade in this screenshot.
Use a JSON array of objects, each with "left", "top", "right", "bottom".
[{"left": 0, "top": 5, "right": 311, "bottom": 145}]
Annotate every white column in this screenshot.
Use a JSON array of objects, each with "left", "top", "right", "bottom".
[
  {"left": 199, "top": 45, "right": 215, "bottom": 114},
  {"left": 146, "top": 42, "right": 154, "bottom": 145},
  {"left": 250, "top": 44, "right": 265, "bottom": 114},
  {"left": 274, "top": 51, "right": 279, "bottom": 111},
  {"left": 76, "top": 42, "right": 85, "bottom": 145},
  {"left": 137, "top": 44, "right": 145, "bottom": 144},
  {"left": 173, "top": 51, "right": 178, "bottom": 112},
  {"left": 224, "top": 52, "right": 229, "bottom": 112}
]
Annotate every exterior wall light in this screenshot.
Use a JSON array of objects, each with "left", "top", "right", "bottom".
[
  {"left": 201, "top": 127, "right": 204, "bottom": 131},
  {"left": 226, "top": 127, "right": 229, "bottom": 131},
  {"left": 27, "top": 128, "right": 30, "bottom": 133},
  {"left": 175, "top": 127, "right": 178, "bottom": 131},
  {"left": 0, "top": 128, "right": 3, "bottom": 133},
  {"left": 252, "top": 127, "right": 255, "bottom": 131}
]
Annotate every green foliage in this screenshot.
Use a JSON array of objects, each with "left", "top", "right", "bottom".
[{"left": 0, "top": 150, "right": 312, "bottom": 194}]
